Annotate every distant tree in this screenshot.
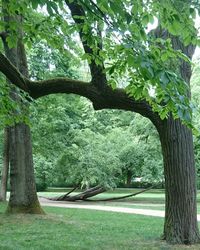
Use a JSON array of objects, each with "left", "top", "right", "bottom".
[{"left": 57, "top": 128, "right": 121, "bottom": 189}]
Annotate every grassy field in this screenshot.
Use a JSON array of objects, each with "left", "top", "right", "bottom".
[{"left": 1, "top": 202, "right": 200, "bottom": 250}]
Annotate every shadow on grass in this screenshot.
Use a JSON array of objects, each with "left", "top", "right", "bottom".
[{"left": 0, "top": 203, "right": 200, "bottom": 249}]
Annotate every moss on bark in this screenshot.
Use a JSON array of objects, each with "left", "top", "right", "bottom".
[{"left": 6, "top": 200, "right": 45, "bottom": 214}]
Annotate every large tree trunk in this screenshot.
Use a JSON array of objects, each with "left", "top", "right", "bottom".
[
  {"left": 156, "top": 39, "right": 199, "bottom": 244},
  {"left": 152, "top": 27, "right": 200, "bottom": 244},
  {"left": 7, "top": 123, "right": 43, "bottom": 213},
  {"left": 1, "top": 4, "right": 44, "bottom": 213},
  {"left": 0, "top": 128, "right": 9, "bottom": 201},
  {"left": 158, "top": 118, "right": 200, "bottom": 244},
  {"left": 5, "top": 48, "right": 43, "bottom": 214}
]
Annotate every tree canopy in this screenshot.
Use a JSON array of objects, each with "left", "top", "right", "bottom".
[{"left": 0, "top": 0, "right": 199, "bottom": 125}]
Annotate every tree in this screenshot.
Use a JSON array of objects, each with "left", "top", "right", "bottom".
[
  {"left": 57, "top": 128, "right": 121, "bottom": 188},
  {"left": 32, "top": 94, "right": 162, "bottom": 190},
  {"left": 0, "top": 0, "right": 43, "bottom": 213},
  {"left": 0, "top": 0, "right": 199, "bottom": 244}
]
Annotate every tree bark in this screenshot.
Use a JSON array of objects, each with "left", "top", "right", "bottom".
[
  {"left": 152, "top": 26, "right": 200, "bottom": 244},
  {"left": 7, "top": 123, "right": 43, "bottom": 214},
  {"left": 1, "top": 5, "right": 44, "bottom": 213},
  {"left": 157, "top": 118, "right": 200, "bottom": 244},
  {"left": 6, "top": 55, "right": 44, "bottom": 214},
  {"left": 0, "top": 128, "right": 9, "bottom": 201}
]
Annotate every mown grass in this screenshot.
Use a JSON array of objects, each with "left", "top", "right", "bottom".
[{"left": 0, "top": 202, "right": 200, "bottom": 250}]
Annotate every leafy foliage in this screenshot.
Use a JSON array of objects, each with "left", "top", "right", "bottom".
[
  {"left": 31, "top": 93, "right": 163, "bottom": 188},
  {"left": 0, "top": 0, "right": 199, "bottom": 124},
  {"left": 1, "top": 0, "right": 200, "bottom": 190}
]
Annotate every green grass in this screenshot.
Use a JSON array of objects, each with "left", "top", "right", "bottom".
[
  {"left": 104, "top": 202, "right": 165, "bottom": 210},
  {"left": 0, "top": 203, "right": 200, "bottom": 250}
]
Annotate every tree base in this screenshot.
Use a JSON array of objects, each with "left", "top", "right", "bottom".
[
  {"left": 6, "top": 201, "right": 45, "bottom": 214},
  {"left": 162, "top": 231, "right": 200, "bottom": 245}
]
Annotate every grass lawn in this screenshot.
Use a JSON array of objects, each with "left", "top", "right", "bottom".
[{"left": 0, "top": 202, "right": 200, "bottom": 250}]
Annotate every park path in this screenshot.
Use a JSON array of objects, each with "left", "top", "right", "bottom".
[{"left": 39, "top": 198, "right": 200, "bottom": 221}]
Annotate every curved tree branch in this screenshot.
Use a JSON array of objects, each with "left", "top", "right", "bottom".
[
  {"left": 1, "top": 1, "right": 162, "bottom": 126},
  {"left": 0, "top": 51, "right": 160, "bottom": 127},
  {"left": 0, "top": 52, "right": 28, "bottom": 91}
]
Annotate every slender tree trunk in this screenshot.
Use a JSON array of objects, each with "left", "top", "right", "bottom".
[
  {"left": 0, "top": 128, "right": 9, "bottom": 201},
  {"left": 157, "top": 117, "right": 200, "bottom": 244},
  {"left": 126, "top": 170, "right": 132, "bottom": 187}
]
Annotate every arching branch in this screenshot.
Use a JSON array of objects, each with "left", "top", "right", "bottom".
[
  {"left": 0, "top": 51, "right": 160, "bottom": 127},
  {"left": 0, "top": 52, "right": 28, "bottom": 91}
]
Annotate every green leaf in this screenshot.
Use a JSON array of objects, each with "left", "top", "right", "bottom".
[
  {"left": 47, "top": 3, "right": 54, "bottom": 16},
  {"left": 31, "top": 0, "right": 39, "bottom": 9},
  {"left": 160, "top": 72, "right": 170, "bottom": 86},
  {"left": 109, "top": 78, "right": 117, "bottom": 89},
  {"left": 125, "top": 13, "right": 132, "bottom": 24},
  {"left": 148, "top": 14, "right": 154, "bottom": 24},
  {"left": 160, "top": 108, "right": 168, "bottom": 120},
  {"left": 160, "top": 52, "right": 169, "bottom": 62},
  {"left": 142, "top": 14, "right": 149, "bottom": 25},
  {"left": 107, "top": 65, "right": 115, "bottom": 75},
  {"left": 6, "top": 36, "right": 17, "bottom": 48},
  {"left": 189, "top": 8, "right": 196, "bottom": 19}
]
